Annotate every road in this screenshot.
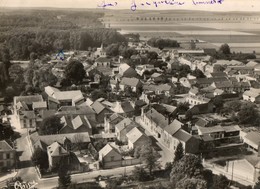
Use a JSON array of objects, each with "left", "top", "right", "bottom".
[
  {"left": 36, "top": 165, "right": 141, "bottom": 189},
  {"left": 135, "top": 116, "right": 174, "bottom": 167}
]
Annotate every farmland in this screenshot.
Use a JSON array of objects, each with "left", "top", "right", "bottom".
[{"left": 102, "top": 10, "right": 260, "bottom": 54}]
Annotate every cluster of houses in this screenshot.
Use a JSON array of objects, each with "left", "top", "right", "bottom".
[{"left": 2, "top": 41, "right": 260, "bottom": 184}]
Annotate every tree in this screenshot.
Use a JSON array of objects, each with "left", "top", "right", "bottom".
[
  {"left": 0, "top": 123, "right": 14, "bottom": 141},
  {"left": 219, "top": 43, "right": 231, "bottom": 55},
  {"left": 31, "top": 147, "right": 49, "bottom": 169},
  {"left": 237, "top": 103, "right": 258, "bottom": 124},
  {"left": 38, "top": 116, "right": 63, "bottom": 135},
  {"left": 175, "top": 177, "right": 207, "bottom": 189},
  {"left": 65, "top": 59, "right": 86, "bottom": 84},
  {"left": 185, "top": 111, "right": 193, "bottom": 121},
  {"left": 212, "top": 96, "right": 224, "bottom": 113},
  {"left": 140, "top": 145, "right": 160, "bottom": 175},
  {"left": 58, "top": 160, "right": 71, "bottom": 189},
  {"left": 174, "top": 142, "right": 184, "bottom": 162},
  {"left": 211, "top": 174, "right": 229, "bottom": 189},
  {"left": 132, "top": 166, "right": 150, "bottom": 182},
  {"left": 170, "top": 154, "right": 203, "bottom": 186}
]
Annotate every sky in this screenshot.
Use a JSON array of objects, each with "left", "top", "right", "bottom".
[{"left": 0, "top": 0, "right": 259, "bottom": 12}]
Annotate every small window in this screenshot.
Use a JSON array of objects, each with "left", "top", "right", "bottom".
[{"left": 111, "top": 156, "right": 114, "bottom": 161}]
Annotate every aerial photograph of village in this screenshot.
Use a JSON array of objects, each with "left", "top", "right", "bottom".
[{"left": 0, "top": 0, "right": 260, "bottom": 188}]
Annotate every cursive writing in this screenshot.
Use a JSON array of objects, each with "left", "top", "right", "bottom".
[
  {"left": 97, "top": 0, "right": 225, "bottom": 11},
  {"left": 97, "top": 0, "right": 118, "bottom": 8},
  {"left": 192, "top": 0, "right": 224, "bottom": 5}
]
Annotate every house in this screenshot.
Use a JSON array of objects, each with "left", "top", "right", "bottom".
[
  {"left": 91, "top": 101, "right": 112, "bottom": 123},
  {"left": 196, "top": 125, "right": 241, "bottom": 141},
  {"left": 225, "top": 158, "right": 260, "bottom": 183},
  {"left": 149, "top": 73, "right": 163, "bottom": 83},
  {"left": 59, "top": 115, "right": 92, "bottom": 135},
  {"left": 55, "top": 106, "right": 96, "bottom": 121},
  {"left": 187, "top": 102, "right": 214, "bottom": 115},
  {"left": 47, "top": 142, "right": 69, "bottom": 168},
  {"left": 243, "top": 132, "right": 260, "bottom": 151},
  {"left": 111, "top": 101, "right": 135, "bottom": 118},
  {"left": 94, "top": 57, "right": 111, "bottom": 67},
  {"left": 143, "top": 83, "right": 174, "bottom": 96},
  {"left": 0, "top": 140, "right": 16, "bottom": 169},
  {"left": 243, "top": 88, "right": 260, "bottom": 103},
  {"left": 141, "top": 108, "right": 169, "bottom": 139},
  {"left": 99, "top": 144, "right": 122, "bottom": 169},
  {"left": 44, "top": 86, "right": 85, "bottom": 108},
  {"left": 13, "top": 95, "right": 45, "bottom": 128},
  {"left": 116, "top": 63, "right": 137, "bottom": 78},
  {"left": 126, "top": 127, "right": 149, "bottom": 149},
  {"left": 95, "top": 43, "right": 107, "bottom": 58},
  {"left": 115, "top": 118, "right": 137, "bottom": 143},
  {"left": 104, "top": 113, "right": 125, "bottom": 133},
  {"left": 135, "top": 64, "right": 155, "bottom": 76},
  {"left": 119, "top": 77, "right": 142, "bottom": 92},
  {"left": 30, "top": 132, "right": 91, "bottom": 152}
]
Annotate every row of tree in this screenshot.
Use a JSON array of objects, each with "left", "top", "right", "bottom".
[{"left": 147, "top": 38, "right": 180, "bottom": 50}]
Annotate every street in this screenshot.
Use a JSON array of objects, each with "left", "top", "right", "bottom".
[{"left": 36, "top": 165, "right": 141, "bottom": 189}]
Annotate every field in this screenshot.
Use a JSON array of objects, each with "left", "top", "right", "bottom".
[{"left": 105, "top": 13, "right": 260, "bottom": 53}]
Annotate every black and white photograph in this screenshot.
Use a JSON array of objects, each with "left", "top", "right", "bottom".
[{"left": 0, "top": 0, "right": 260, "bottom": 188}]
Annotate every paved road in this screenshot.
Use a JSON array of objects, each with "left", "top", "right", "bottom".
[{"left": 36, "top": 165, "right": 141, "bottom": 189}]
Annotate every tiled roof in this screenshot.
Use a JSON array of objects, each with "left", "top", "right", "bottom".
[
  {"left": 164, "top": 119, "right": 182, "bottom": 135},
  {"left": 14, "top": 95, "right": 43, "bottom": 105},
  {"left": 95, "top": 57, "right": 111, "bottom": 62},
  {"left": 244, "top": 132, "right": 260, "bottom": 146},
  {"left": 120, "top": 77, "right": 140, "bottom": 87},
  {"left": 197, "top": 125, "right": 224, "bottom": 135},
  {"left": 99, "top": 144, "right": 121, "bottom": 157},
  {"left": 126, "top": 127, "right": 147, "bottom": 144},
  {"left": 30, "top": 132, "right": 91, "bottom": 150},
  {"left": 32, "top": 101, "right": 47, "bottom": 109},
  {"left": 112, "top": 101, "right": 134, "bottom": 114},
  {"left": 56, "top": 106, "right": 95, "bottom": 115},
  {"left": 53, "top": 90, "right": 83, "bottom": 101},
  {"left": 0, "top": 140, "right": 14, "bottom": 151},
  {"left": 145, "top": 108, "right": 168, "bottom": 129},
  {"left": 172, "top": 129, "right": 192, "bottom": 142},
  {"left": 47, "top": 142, "right": 68, "bottom": 157},
  {"left": 91, "top": 101, "right": 106, "bottom": 114},
  {"left": 115, "top": 118, "right": 134, "bottom": 131}
]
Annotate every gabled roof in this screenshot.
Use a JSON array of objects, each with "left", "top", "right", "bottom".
[
  {"left": 112, "top": 101, "right": 134, "bottom": 114},
  {"left": 244, "top": 132, "right": 260, "bottom": 146},
  {"left": 119, "top": 63, "right": 131, "bottom": 73},
  {"left": 120, "top": 77, "right": 141, "bottom": 87},
  {"left": 145, "top": 108, "right": 168, "bottom": 129},
  {"left": 115, "top": 118, "right": 133, "bottom": 131},
  {"left": 56, "top": 106, "right": 96, "bottom": 115},
  {"left": 32, "top": 101, "right": 47, "bottom": 109},
  {"left": 151, "top": 73, "right": 162, "bottom": 78},
  {"left": 44, "top": 86, "right": 60, "bottom": 97},
  {"left": 172, "top": 129, "right": 192, "bottom": 143},
  {"left": 164, "top": 119, "right": 182, "bottom": 135},
  {"left": 52, "top": 90, "right": 83, "bottom": 101},
  {"left": 109, "top": 113, "right": 125, "bottom": 123},
  {"left": 30, "top": 132, "right": 91, "bottom": 150},
  {"left": 126, "top": 127, "right": 147, "bottom": 144},
  {"left": 99, "top": 144, "right": 121, "bottom": 158},
  {"left": 95, "top": 57, "right": 111, "bottom": 63},
  {"left": 0, "top": 140, "right": 14, "bottom": 151},
  {"left": 197, "top": 125, "right": 224, "bottom": 135},
  {"left": 14, "top": 95, "right": 43, "bottom": 105},
  {"left": 91, "top": 101, "right": 106, "bottom": 114},
  {"left": 47, "top": 142, "right": 68, "bottom": 157},
  {"left": 71, "top": 115, "right": 91, "bottom": 130}
]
